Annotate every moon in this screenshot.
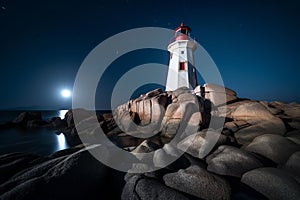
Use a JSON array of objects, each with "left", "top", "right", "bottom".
[{"left": 61, "top": 89, "right": 71, "bottom": 98}]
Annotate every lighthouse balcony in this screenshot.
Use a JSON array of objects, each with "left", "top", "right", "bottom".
[{"left": 168, "top": 33, "right": 196, "bottom": 44}]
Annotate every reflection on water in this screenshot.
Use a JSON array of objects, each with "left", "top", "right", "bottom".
[
  {"left": 56, "top": 133, "right": 67, "bottom": 152},
  {"left": 59, "top": 110, "right": 68, "bottom": 119},
  {"left": 0, "top": 110, "right": 70, "bottom": 155}
]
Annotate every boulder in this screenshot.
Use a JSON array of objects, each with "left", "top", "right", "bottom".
[
  {"left": 0, "top": 153, "right": 42, "bottom": 185},
  {"left": 244, "top": 134, "right": 300, "bottom": 165},
  {"left": 0, "top": 145, "right": 111, "bottom": 200},
  {"left": 218, "top": 101, "right": 287, "bottom": 144},
  {"left": 286, "top": 130, "right": 300, "bottom": 139},
  {"left": 50, "top": 117, "right": 67, "bottom": 129},
  {"left": 113, "top": 88, "right": 168, "bottom": 135},
  {"left": 122, "top": 174, "right": 189, "bottom": 200},
  {"left": 282, "top": 151, "right": 300, "bottom": 182},
  {"left": 64, "top": 108, "right": 96, "bottom": 128},
  {"left": 241, "top": 167, "right": 300, "bottom": 200},
  {"left": 132, "top": 140, "right": 161, "bottom": 153},
  {"left": 234, "top": 117, "right": 286, "bottom": 145},
  {"left": 206, "top": 145, "right": 263, "bottom": 177},
  {"left": 26, "top": 120, "right": 48, "bottom": 128},
  {"left": 13, "top": 112, "right": 42, "bottom": 125},
  {"left": 260, "top": 101, "right": 282, "bottom": 115},
  {"left": 287, "top": 137, "right": 300, "bottom": 145},
  {"left": 113, "top": 87, "right": 202, "bottom": 139},
  {"left": 282, "top": 105, "right": 300, "bottom": 118},
  {"left": 231, "top": 101, "right": 275, "bottom": 120},
  {"left": 163, "top": 165, "right": 231, "bottom": 200},
  {"left": 177, "top": 130, "right": 229, "bottom": 159},
  {"left": 161, "top": 89, "right": 201, "bottom": 138},
  {"left": 153, "top": 143, "right": 184, "bottom": 168},
  {"left": 201, "top": 83, "right": 237, "bottom": 106}
]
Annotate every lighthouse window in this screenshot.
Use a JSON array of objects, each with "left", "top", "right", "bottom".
[
  {"left": 179, "top": 62, "right": 185, "bottom": 71},
  {"left": 181, "top": 51, "right": 184, "bottom": 54}
]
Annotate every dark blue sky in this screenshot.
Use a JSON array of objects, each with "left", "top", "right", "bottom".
[{"left": 1, "top": 0, "right": 300, "bottom": 109}]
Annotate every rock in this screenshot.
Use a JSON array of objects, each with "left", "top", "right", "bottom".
[
  {"left": 234, "top": 117, "right": 286, "bottom": 145},
  {"left": 13, "top": 112, "right": 42, "bottom": 125},
  {"left": 223, "top": 121, "right": 239, "bottom": 133},
  {"left": 0, "top": 145, "right": 111, "bottom": 200},
  {"left": 282, "top": 151, "right": 300, "bottom": 182},
  {"left": 206, "top": 145, "right": 263, "bottom": 177},
  {"left": 50, "top": 117, "right": 67, "bottom": 129},
  {"left": 132, "top": 140, "right": 161, "bottom": 153},
  {"left": 177, "top": 130, "right": 229, "bottom": 159},
  {"left": 122, "top": 174, "right": 189, "bottom": 200},
  {"left": 0, "top": 153, "right": 43, "bottom": 185},
  {"left": 49, "top": 144, "right": 86, "bottom": 158},
  {"left": 61, "top": 109, "right": 112, "bottom": 146},
  {"left": 161, "top": 90, "right": 201, "bottom": 138},
  {"left": 101, "top": 117, "right": 117, "bottom": 134},
  {"left": 287, "top": 137, "right": 300, "bottom": 145},
  {"left": 113, "top": 87, "right": 202, "bottom": 139},
  {"left": 286, "top": 130, "right": 300, "bottom": 139},
  {"left": 283, "top": 105, "right": 300, "bottom": 118},
  {"left": 26, "top": 119, "right": 49, "bottom": 128},
  {"left": 244, "top": 134, "right": 300, "bottom": 165},
  {"left": 113, "top": 88, "right": 168, "bottom": 135},
  {"left": 219, "top": 101, "right": 287, "bottom": 144},
  {"left": 260, "top": 101, "right": 282, "bottom": 115},
  {"left": 64, "top": 108, "right": 96, "bottom": 128},
  {"left": 153, "top": 143, "right": 190, "bottom": 170},
  {"left": 241, "top": 167, "right": 300, "bottom": 200},
  {"left": 231, "top": 101, "right": 275, "bottom": 120},
  {"left": 286, "top": 118, "right": 300, "bottom": 130},
  {"left": 102, "top": 113, "right": 113, "bottom": 121},
  {"left": 202, "top": 83, "right": 238, "bottom": 106},
  {"left": 163, "top": 165, "right": 231, "bottom": 200}
]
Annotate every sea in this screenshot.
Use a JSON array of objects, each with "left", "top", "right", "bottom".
[{"left": 0, "top": 110, "right": 109, "bottom": 156}]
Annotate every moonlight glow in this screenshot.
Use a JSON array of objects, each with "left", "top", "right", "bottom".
[{"left": 61, "top": 89, "right": 71, "bottom": 98}]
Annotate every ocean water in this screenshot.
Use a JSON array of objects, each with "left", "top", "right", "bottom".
[{"left": 0, "top": 110, "right": 70, "bottom": 155}]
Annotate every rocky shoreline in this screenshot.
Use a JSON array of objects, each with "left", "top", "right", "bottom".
[{"left": 0, "top": 85, "right": 300, "bottom": 199}]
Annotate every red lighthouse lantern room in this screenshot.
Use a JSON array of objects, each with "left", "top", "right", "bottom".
[{"left": 175, "top": 22, "right": 191, "bottom": 41}]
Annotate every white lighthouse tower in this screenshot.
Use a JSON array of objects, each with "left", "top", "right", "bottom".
[{"left": 166, "top": 23, "right": 198, "bottom": 91}]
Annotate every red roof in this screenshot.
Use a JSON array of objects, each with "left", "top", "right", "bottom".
[{"left": 175, "top": 22, "right": 191, "bottom": 32}]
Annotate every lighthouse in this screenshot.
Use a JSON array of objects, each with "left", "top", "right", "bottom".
[{"left": 166, "top": 23, "right": 198, "bottom": 91}]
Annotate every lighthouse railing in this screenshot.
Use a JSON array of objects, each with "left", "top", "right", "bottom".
[{"left": 168, "top": 33, "right": 196, "bottom": 44}]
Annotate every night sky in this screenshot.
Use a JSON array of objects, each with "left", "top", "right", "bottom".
[{"left": 1, "top": 0, "right": 300, "bottom": 110}]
